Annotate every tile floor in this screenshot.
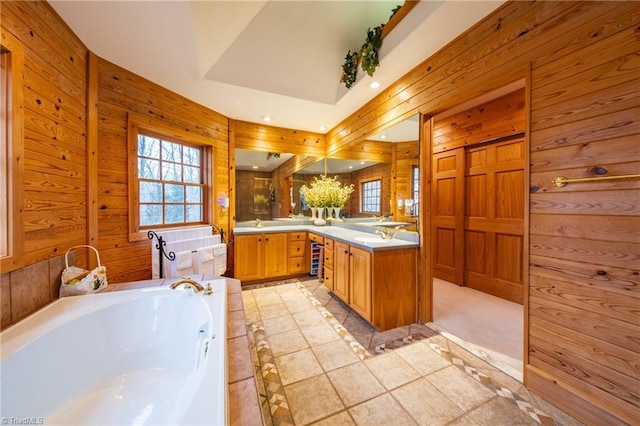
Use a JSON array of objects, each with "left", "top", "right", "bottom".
[{"left": 242, "top": 278, "right": 583, "bottom": 426}]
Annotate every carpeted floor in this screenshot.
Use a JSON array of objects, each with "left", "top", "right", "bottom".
[{"left": 429, "top": 278, "right": 524, "bottom": 381}]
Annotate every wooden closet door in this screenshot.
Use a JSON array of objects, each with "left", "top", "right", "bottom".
[
  {"left": 464, "top": 138, "right": 525, "bottom": 304},
  {"left": 432, "top": 148, "right": 465, "bottom": 285}
]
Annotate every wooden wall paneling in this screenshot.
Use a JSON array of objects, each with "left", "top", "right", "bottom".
[
  {"left": 394, "top": 141, "right": 419, "bottom": 224},
  {"left": 2, "top": 1, "right": 88, "bottom": 276},
  {"left": 233, "top": 120, "right": 326, "bottom": 156},
  {"left": 1, "top": 28, "right": 25, "bottom": 271},
  {"left": 326, "top": 1, "right": 578, "bottom": 154},
  {"left": 347, "top": 163, "right": 392, "bottom": 217},
  {"left": 330, "top": 140, "right": 393, "bottom": 163},
  {"left": 86, "top": 52, "right": 98, "bottom": 264},
  {"left": 433, "top": 89, "right": 526, "bottom": 153},
  {"left": 98, "top": 58, "right": 229, "bottom": 282},
  {"left": 326, "top": 2, "right": 639, "bottom": 422},
  {"left": 418, "top": 116, "right": 432, "bottom": 323}
]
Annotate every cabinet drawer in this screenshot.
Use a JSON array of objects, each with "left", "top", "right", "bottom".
[
  {"left": 323, "top": 267, "right": 334, "bottom": 291},
  {"left": 289, "top": 240, "right": 306, "bottom": 257},
  {"left": 289, "top": 258, "right": 306, "bottom": 274},
  {"left": 324, "top": 238, "right": 334, "bottom": 250},
  {"left": 289, "top": 231, "right": 307, "bottom": 242},
  {"left": 309, "top": 233, "right": 324, "bottom": 244},
  {"left": 324, "top": 248, "right": 334, "bottom": 269}
]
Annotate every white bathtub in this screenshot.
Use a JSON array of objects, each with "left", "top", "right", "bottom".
[{"left": 1, "top": 280, "right": 228, "bottom": 425}]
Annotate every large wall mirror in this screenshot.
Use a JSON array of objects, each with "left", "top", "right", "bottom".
[{"left": 233, "top": 114, "right": 420, "bottom": 232}]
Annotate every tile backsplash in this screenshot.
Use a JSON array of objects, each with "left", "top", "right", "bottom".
[{"left": 1, "top": 253, "right": 72, "bottom": 330}]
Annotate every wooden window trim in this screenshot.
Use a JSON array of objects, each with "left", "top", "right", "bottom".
[
  {"left": 411, "top": 165, "right": 419, "bottom": 217},
  {"left": 0, "top": 29, "right": 25, "bottom": 271},
  {"left": 127, "top": 113, "right": 212, "bottom": 242}
]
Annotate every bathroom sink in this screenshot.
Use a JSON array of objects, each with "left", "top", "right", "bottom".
[
  {"left": 355, "top": 221, "right": 411, "bottom": 227},
  {"left": 353, "top": 237, "right": 390, "bottom": 243}
]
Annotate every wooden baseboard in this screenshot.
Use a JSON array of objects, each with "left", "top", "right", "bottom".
[{"left": 526, "top": 365, "right": 629, "bottom": 425}]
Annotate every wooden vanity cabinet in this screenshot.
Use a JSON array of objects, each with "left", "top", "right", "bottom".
[
  {"left": 234, "top": 232, "right": 288, "bottom": 282},
  {"left": 330, "top": 241, "right": 416, "bottom": 331}
]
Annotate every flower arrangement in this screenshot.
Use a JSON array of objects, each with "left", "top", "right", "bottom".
[{"left": 300, "top": 175, "right": 354, "bottom": 208}]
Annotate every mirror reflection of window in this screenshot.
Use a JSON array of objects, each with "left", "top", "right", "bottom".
[
  {"left": 411, "top": 166, "right": 420, "bottom": 217},
  {"left": 361, "top": 179, "right": 381, "bottom": 213}
]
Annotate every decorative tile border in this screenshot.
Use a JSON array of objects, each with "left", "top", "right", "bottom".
[
  {"left": 250, "top": 322, "right": 295, "bottom": 426},
  {"left": 296, "top": 281, "right": 372, "bottom": 360},
  {"left": 430, "top": 342, "right": 556, "bottom": 425}
]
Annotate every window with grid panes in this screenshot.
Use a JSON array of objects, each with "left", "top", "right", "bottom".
[
  {"left": 137, "top": 134, "right": 205, "bottom": 227},
  {"left": 361, "top": 179, "right": 381, "bottom": 213},
  {"left": 411, "top": 166, "right": 419, "bottom": 216}
]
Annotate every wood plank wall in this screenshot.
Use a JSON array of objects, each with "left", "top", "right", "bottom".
[
  {"left": 1, "top": 1, "right": 88, "bottom": 273},
  {"left": 96, "top": 59, "right": 230, "bottom": 283},
  {"left": 392, "top": 141, "right": 419, "bottom": 226},
  {"left": 347, "top": 163, "right": 392, "bottom": 218},
  {"left": 325, "top": 1, "right": 639, "bottom": 423}
]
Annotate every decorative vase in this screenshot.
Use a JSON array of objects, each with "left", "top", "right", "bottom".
[
  {"left": 310, "top": 207, "right": 318, "bottom": 220},
  {"left": 314, "top": 207, "right": 326, "bottom": 226},
  {"left": 331, "top": 207, "right": 343, "bottom": 222}
]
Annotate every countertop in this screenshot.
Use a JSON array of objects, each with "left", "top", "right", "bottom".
[{"left": 233, "top": 223, "right": 419, "bottom": 252}]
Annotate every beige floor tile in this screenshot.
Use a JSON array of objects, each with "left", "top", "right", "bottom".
[
  {"left": 284, "top": 298, "right": 314, "bottom": 314},
  {"left": 327, "top": 362, "right": 386, "bottom": 407},
  {"left": 426, "top": 365, "right": 495, "bottom": 411},
  {"left": 364, "top": 351, "right": 421, "bottom": 390},
  {"left": 268, "top": 328, "right": 309, "bottom": 357},
  {"left": 395, "top": 339, "right": 451, "bottom": 376},
  {"left": 262, "top": 314, "right": 297, "bottom": 335},
  {"left": 258, "top": 301, "right": 290, "bottom": 319},
  {"left": 391, "top": 377, "right": 464, "bottom": 425},
  {"left": 275, "top": 348, "right": 324, "bottom": 385},
  {"left": 253, "top": 287, "right": 284, "bottom": 303},
  {"left": 299, "top": 321, "right": 341, "bottom": 346},
  {"left": 310, "top": 410, "right": 355, "bottom": 426},
  {"left": 324, "top": 298, "right": 350, "bottom": 322},
  {"left": 286, "top": 374, "right": 344, "bottom": 425},
  {"left": 349, "top": 393, "right": 416, "bottom": 426},
  {"left": 312, "top": 340, "right": 360, "bottom": 372},
  {"left": 468, "top": 397, "right": 538, "bottom": 425},
  {"left": 292, "top": 309, "right": 325, "bottom": 328},
  {"left": 244, "top": 307, "right": 261, "bottom": 324},
  {"left": 447, "top": 414, "right": 481, "bottom": 425}
]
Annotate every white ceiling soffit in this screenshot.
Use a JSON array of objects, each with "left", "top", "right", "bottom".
[{"left": 48, "top": 0, "right": 505, "bottom": 132}]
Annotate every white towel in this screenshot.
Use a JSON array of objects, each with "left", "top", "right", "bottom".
[
  {"left": 168, "top": 250, "right": 194, "bottom": 277},
  {"left": 195, "top": 244, "right": 227, "bottom": 276},
  {"left": 196, "top": 246, "right": 215, "bottom": 276},
  {"left": 212, "top": 244, "right": 227, "bottom": 275}
]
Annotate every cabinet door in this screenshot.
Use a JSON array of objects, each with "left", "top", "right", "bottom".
[
  {"left": 235, "top": 234, "right": 263, "bottom": 281},
  {"left": 349, "top": 246, "right": 372, "bottom": 322},
  {"left": 333, "top": 241, "right": 350, "bottom": 303},
  {"left": 263, "top": 233, "right": 288, "bottom": 278}
]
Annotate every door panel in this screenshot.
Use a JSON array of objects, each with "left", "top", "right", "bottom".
[
  {"left": 264, "top": 233, "right": 288, "bottom": 278},
  {"left": 333, "top": 241, "right": 350, "bottom": 303},
  {"left": 432, "top": 148, "right": 465, "bottom": 285},
  {"left": 349, "top": 247, "right": 372, "bottom": 322},
  {"left": 464, "top": 138, "right": 525, "bottom": 304}
]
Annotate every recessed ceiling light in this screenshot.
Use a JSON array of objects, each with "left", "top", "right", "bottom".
[
  {"left": 319, "top": 125, "right": 326, "bottom": 131},
  {"left": 369, "top": 81, "right": 381, "bottom": 89},
  {"left": 252, "top": 166, "right": 259, "bottom": 169},
  {"left": 348, "top": 166, "right": 353, "bottom": 169},
  {"left": 360, "top": 161, "right": 365, "bottom": 165},
  {"left": 380, "top": 134, "right": 387, "bottom": 139},
  {"left": 261, "top": 115, "right": 272, "bottom": 122}
]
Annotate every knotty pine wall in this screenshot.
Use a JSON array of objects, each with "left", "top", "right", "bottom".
[
  {"left": 1, "top": 1, "right": 88, "bottom": 326},
  {"left": 392, "top": 141, "right": 419, "bottom": 227},
  {"left": 96, "top": 58, "right": 229, "bottom": 283},
  {"left": 326, "top": 1, "right": 639, "bottom": 423}
]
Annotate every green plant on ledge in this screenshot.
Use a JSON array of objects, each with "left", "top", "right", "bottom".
[
  {"left": 361, "top": 25, "right": 383, "bottom": 77},
  {"left": 341, "top": 50, "right": 359, "bottom": 89}
]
